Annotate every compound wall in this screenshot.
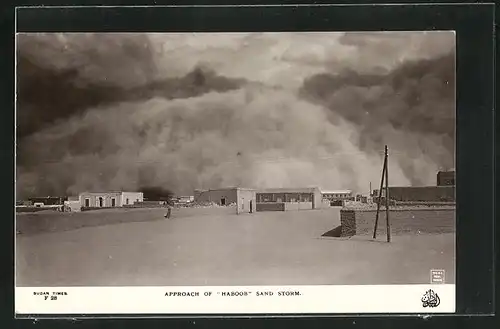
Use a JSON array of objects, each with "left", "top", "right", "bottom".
[
  {"left": 340, "top": 207, "right": 455, "bottom": 237},
  {"left": 63, "top": 200, "right": 81, "bottom": 212},
  {"left": 122, "top": 192, "right": 144, "bottom": 206},
  {"left": 194, "top": 188, "right": 238, "bottom": 205},
  {"left": 374, "top": 186, "right": 455, "bottom": 202},
  {"left": 284, "top": 202, "right": 313, "bottom": 211},
  {"left": 256, "top": 202, "right": 285, "bottom": 212}
]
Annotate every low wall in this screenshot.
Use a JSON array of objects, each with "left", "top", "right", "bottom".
[
  {"left": 375, "top": 186, "right": 455, "bottom": 202},
  {"left": 256, "top": 202, "right": 285, "bottom": 212},
  {"left": 123, "top": 202, "right": 168, "bottom": 208},
  {"left": 64, "top": 201, "right": 81, "bottom": 212},
  {"left": 81, "top": 206, "right": 117, "bottom": 212},
  {"left": 16, "top": 207, "right": 49, "bottom": 213},
  {"left": 284, "top": 202, "right": 313, "bottom": 211},
  {"left": 330, "top": 200, "right": 344, "bottom": 207},
  {"left": 340, "top": 207, "right": 455, "bottom": 237},
  {"left": 395, "top": 201, "right": 455, "bottom": 207}
]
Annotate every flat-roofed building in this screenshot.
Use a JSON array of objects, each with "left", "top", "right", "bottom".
[
  {"left": 373, "top": 186, "right": 455, "bottom": 202},
  {"left": 79, "top": 191, "right": 144, "bottom": 209},
  {"left": 178, "top": 196, "right": 194, "bottom": 203},
  {"left": 193, "top": 187, "right": 256, "bottom": 214},
  {"left": 437, "top": 170, "right": 455, "bottom": 186},
  {"left": 256, "top": 187, "right": 322, "bottom": 211},
  {"left": 27, "top": 196, "right": 67, "bottom": 206}
]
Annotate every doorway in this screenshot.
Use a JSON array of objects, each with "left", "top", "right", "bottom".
[
  {"left": 98, "top": 197, "right": 103, "bottom": 207},
  {"left": 220, "top": 198, "right": 226, "bottom": 206},
  {"left": 85, "top": 198, "right": 90, "bottom": 207},
  {"left": 111, "top": 198, "right": 116, "bottom": 207}
]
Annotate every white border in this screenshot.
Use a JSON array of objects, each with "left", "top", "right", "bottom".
[
  {"left": 14, "top": 3, "right": 495, "bottom": 9},
  {"left": 16, "top": 285, "right": 455, "bottom": 315}
]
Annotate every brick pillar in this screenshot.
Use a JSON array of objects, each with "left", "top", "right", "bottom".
[{"left": 340, "top": 209, "right": 356, "bottom": 237}]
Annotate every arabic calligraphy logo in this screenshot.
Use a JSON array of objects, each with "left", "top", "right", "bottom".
[{"left": 421, "top": 289, "right": 440, "bottom": 308}]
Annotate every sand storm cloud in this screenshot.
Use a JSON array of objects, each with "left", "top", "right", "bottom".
[{"left": 16, "top": 32, "right": 455, "bottom": 198}]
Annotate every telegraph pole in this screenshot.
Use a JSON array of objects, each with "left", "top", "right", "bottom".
[
  {"left": 373, "top": 145, "right": 388, "bottom": 239},
  {"left": 385, "top": 145, "right": 391, "bottom": 242}
]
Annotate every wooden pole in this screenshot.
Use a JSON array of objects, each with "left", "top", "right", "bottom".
[
  {"left": 385, "top": 145, "right": 391, "bottom": 243},
  {"left": 373, "top": 146, "right": 387, "bottom": 239}
]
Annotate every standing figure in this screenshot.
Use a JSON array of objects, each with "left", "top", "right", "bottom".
[{"left": 164, "top": 201, "right": 172, "bottom": 219}]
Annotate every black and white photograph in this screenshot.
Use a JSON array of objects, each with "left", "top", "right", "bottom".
[{"left": 15, "top": 31, "right": 456, "bottom": 313}]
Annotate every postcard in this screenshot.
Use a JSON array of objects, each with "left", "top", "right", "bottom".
[{"left": 15, "top": 30, "right": 456, "bottom": 315}]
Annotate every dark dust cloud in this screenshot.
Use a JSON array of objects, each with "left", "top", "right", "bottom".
[{"left": 16, "top": 32, "right": 455, "bottom": 198}]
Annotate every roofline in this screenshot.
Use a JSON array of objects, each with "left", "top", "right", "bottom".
[
  {"left": 195, "top": 187, "right": 256, "bottom": 192},
  {"left": 256, "top": 187, "right": 321, "bottom": 193},
  {"left": 195, "top": 187, "right": 325, "bottom": 193},
  {"left": 28, "top": 196, "right": 68, "bottom": 199},
  {"left": 373, "top": 186, "right": 455, "bottom": 189},
  {"left": 78, "top": 191, "right": 144, "bottom": 195}
]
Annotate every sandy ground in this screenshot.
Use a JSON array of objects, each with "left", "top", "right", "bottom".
[{"left": 16, "top": 207, "right": 455, "bottom": 286}]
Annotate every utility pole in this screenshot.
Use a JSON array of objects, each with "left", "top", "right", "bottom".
[
  {"left": 373, "top": 145, "right": 391, "bottom": 242},
  {"left": 385, "top": 145, "right": 391, "bottom": 243}
]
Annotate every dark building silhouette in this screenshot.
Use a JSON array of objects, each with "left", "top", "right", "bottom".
[
  {"left": 28, "top": 196, "right": 67, "bottom": 205},
  {"left": 437, "top": 170, "right": 455, "bottom": 186}
]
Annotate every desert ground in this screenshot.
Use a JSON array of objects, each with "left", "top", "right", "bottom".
[{"left": 16, "top": 207, "right": 455, "bottom": 286}]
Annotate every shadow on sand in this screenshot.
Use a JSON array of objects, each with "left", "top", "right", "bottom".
[
  {"left": 319, "top": 226, "right": 392, "bottom": 244},
  {"left": 321, "top": 225, "right": 342, "bottom": 238}
]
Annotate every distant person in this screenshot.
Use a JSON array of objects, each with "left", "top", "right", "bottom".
[{"left": 164, "top": 201, "right": 172, "bottom": 219}]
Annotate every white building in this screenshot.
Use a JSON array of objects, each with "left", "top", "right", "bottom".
[
  {"left": 178, "top": 196, "right": 194, "bottom": 203},
  {"left": 321, "top": 190, "right": 353, "bottom": 201},
  {"left": 64, "top": 196, "right": 81, "bottom": 212},
  {"left": 79, "top": 191, "right": 144, "bottom": 208}
]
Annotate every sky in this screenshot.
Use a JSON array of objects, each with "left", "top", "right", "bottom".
[{"left": 16, "top": 32, "right": 456, "bottom": 197}]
